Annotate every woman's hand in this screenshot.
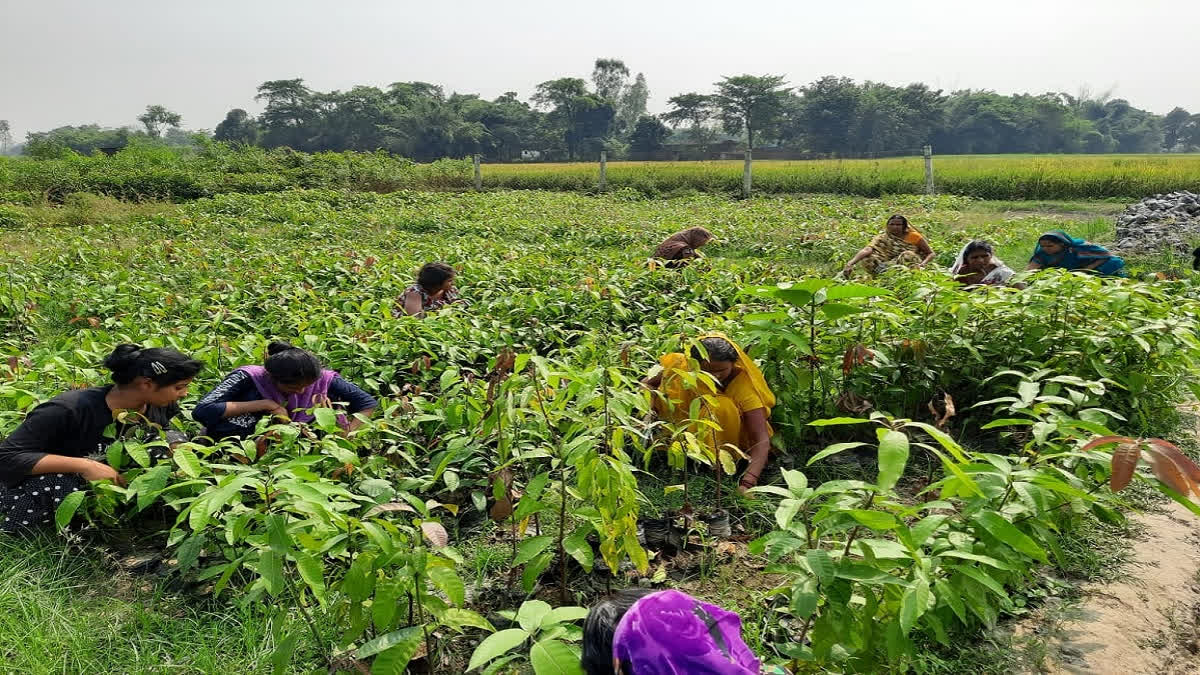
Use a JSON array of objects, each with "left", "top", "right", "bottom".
[{"left": 78, "top": 459, "right": 125, "bottom": 486}]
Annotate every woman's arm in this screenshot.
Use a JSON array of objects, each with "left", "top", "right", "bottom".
[
  {"left": 193, "top": 371, "right": 283, "bottom": 426},
  {"left": 327, "top": 377, "right": 378, "bottom": 433},
  {"left": 401, "top": 290, "right": 424, "bottom": 317},
  {"left": 30, "top": 454, "right": 125, "bottom": 485},
  {"left": 917, "top": 239, "right": 935, "bottom": 267},
  {"left": 1082, "top": 258, "right": 1106, "bottom": 270},
  {"left": 843, "top": 246, "right": 874, "bottom": 273},
  {"left": 738, "top": 408, "right": 771, "bottom": 494}
]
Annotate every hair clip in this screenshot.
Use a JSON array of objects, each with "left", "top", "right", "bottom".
[{"left": 150, "top": 361, "right": 167, "bottom": 375}]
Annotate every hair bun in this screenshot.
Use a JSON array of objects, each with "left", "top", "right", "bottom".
[
  {"left": 102, "top": 343, "right": 143, "bottom": 370},
  {"left": 266, "top": 341, "right": 298, "bottom": 356}
]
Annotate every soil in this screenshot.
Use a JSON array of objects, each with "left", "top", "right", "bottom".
[{"left": 1019, "top": 500, "right": 1200, "bottom": 674}]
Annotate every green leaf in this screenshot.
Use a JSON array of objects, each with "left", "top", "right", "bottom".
[
  {"left": 258, "top": 550, "right": 284, "bottom": 596},
  {"left": 107, "top": 441, "right": 125, "bottom": 471},
  {"left": 294, "top": 550, "right": 327, "bottom": 605},
  {"left": 522, "top": 551, "right": 554, "bottom": 594},
  {"left": 948, "top": 564, "right": 1009, "bottom": 599},
  {"left": 55, "top": 490, "right": 87, "bottom": 530},
  {"left": 542, "top": 606, "right": 589, "bottom": 627},
  {"left": 313, "top": 406, "right": 338, "bottom": 430},
  {"left": 173, "top": 446, "right": 202, "bottom": 478},
  {"left": 442, "top": 609, "right": 496, "bottom": 632},
  {"left": 876, "top": 429, "right": 909, "bottom": 491},
  {"left": 467, "top": 628, "right": 529, "bottom": 671},
  {"left": 980, "top": 418, "right": 1034, "bottom": 429},
  {"left": 563, "top": 527, "right": 594, "bottom": 572},
  {"left": 514, "top": 535, "right": 554, "bottom": 566},
  {"left": 126, "top": 443, "right": 151, "bottom": 469},
  {"left": 820, "top": 303, "right": 866, "bottom": 320},
  {"left": 265, "top": 513, "right": 290, "bottom": 554},
  {"left": 805, "top": 549, "right": 834, "bottom": 584},
  {"left": 807, "top": 442, "right": 867, "bottom": 466},
  {"left": 935, "top": 579, "right": 967, "bottom": 625},
  {"left": 824, "top": 283, "right": 890, "bottom": 300},
  {"left": 848, "top": 509, "right": 897, "bottom": 530},
  {"left": 790, "top": 584, "right": 819, "bottom": 619},
  {"left": 357, "top": 625, "right": 424, "bottom": 659},
  {"left": 971, "top": 511, "right": 1047, "bottom": 563},
  {"left": 530, "top": 638, "right": 584, "bottom": 675},
  {"left": 808, "top": 417, "right": 872, "bottom": 427},
  {"left": 428, "top": 566, "right": 466, "bottom": 607},
  {"left": 899, "top": 577, "right": 930, "bottom": 634},
  {"left": 518, "top": 599, "right": 553, "bottom": 633},
  {"left": 270, "top": 631, "right": 300, "bottom": 675}
]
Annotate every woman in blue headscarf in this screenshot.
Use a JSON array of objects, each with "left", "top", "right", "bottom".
[{"left": 1027, "top": 230, "right": 1126, "bottom": 276}]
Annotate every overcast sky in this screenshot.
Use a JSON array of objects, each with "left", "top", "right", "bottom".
[{"left": 3, "top": 0, "right": 1198, "bottom": 140}]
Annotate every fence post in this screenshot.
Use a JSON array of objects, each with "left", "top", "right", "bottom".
[
  {"left": 473, "top": 154, "right": 482, "bottom": 191},
  {"left": 742, "top": 148, "right": 753, "bottom": 198},
  {"left": 599, "top": 151, "right": 607, "bottom": 192},
  {"left": 923, "top": 145, "right": 934, "bottom": 195}
]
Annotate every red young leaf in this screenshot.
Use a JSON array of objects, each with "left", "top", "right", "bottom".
[
  {"left": 1145, "top": 450, "right": 1199, "bottom": 498},
  {"left": 421, "top": 521, "right": 450, "bottom": 548},
  {"left": 1144, "top": 439, "right": 1200, "bottom": 486},
  {"left": 1109, "top": 442, "right": 1141, "bottom": 493},
  {"left": 1081, "top": 435, "right": 1135, "bottom": 452}
]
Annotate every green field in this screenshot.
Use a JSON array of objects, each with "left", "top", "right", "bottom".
[
  {"left": 2, "top": 185, "right": 1200, "bottom": 673},
  {"left": 482, "top": 154, "right": 1200, "bottom": 199},
  {"left": 3, "top": 148, "right": 1200, "bottom": 204}
]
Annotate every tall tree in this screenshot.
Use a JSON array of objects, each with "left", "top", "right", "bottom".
[
  {"left": 255, "top": 79, "right": 316, "bottom": 149},
  {"left": 592, "top": 59, "right": 630, "bottom": 103},
  {"left": 213, "top": 109, "right": 259, "bottom": 145},
  {"left": 533, "top": 78, "right": 591, "bottom": 159},
  {"left": 629, "top": 116, "right": 669, "bottom": 152},
  {"left": 1164, "top": 107, "right": 1192, "bottom": 151},
  {"left": 137, "top": 105, "right": 182, "bottom": 138},
  {"left": 0, "top": 120, "right": 11, "bottom": 154},
  {"left": 714, "top": 74, "right": 789, "bottom": 150},
  {"left": 661, "top": 93, "right": 715, "bottom": 151},
  {"left": 618, "top": 73, "right": 649, "bottom": 133}
]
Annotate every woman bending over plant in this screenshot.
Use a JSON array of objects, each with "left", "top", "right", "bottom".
[
  {"left": 950, "top": 239, "right": 1018, "bottom": 287},
  {"left": 0, "top": 344, "right": 202, "bottom": 532},
  {"left": 398, "top": 262, "right": 463, "bottom": 317},
  {"left": 652, "top": 226, "right": 714, "bottom": 269},
  {"left": 192, "top": 341, "right": 377, "bottom": 441},
  {"left": 842, "top": 215, "right": 935, "bottom": 277},
  {"left": 1027, "top": 230, "right": 1126, "bottom": 276},
  {"left": 641, "top": 334, "right": 775, "bottom": 494}
]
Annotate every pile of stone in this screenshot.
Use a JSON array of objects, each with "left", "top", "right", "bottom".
[{"left": 1112, "top": 191, "right": 1200, "bottom": 255}]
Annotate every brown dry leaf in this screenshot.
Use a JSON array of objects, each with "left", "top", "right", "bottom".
[
  {"left": 1110, "top": 442, "right": 1141, "bottom": 492},
  {"left": 420, "top": 522, "right": 450, "bottom": 548},
  {"left": 1145, "top": 439, "right": 1200, "bottom": 486},
  {"left": 365, "top": 502, "right": 417, "bottom": 518},
  {"left": 715, "top": 541, "right": 739, "bottom": 557},
  {"left": 489, "top": 496, "right": 514, "bottom": 521},
  {"left": 619, "top": 340, "right": 636, "bottom": 367}
]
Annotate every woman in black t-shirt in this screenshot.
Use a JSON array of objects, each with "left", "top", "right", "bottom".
[{"left": 0, "top": 344, "right": 203, "bottom": 532}]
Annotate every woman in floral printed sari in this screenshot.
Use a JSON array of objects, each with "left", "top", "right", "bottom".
[{"left": 842, "top": 215, "right": 935, "bottom": 276}]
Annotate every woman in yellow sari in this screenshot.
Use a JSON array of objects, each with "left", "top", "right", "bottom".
[
  {"left": 842, "top": 215, "right": 935, "bottom": 276},
  {"left": 641, "top": 334, "right": 775, "bottom": 494}
]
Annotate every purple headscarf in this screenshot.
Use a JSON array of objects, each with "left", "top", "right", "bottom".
[
  {"left": 612, "top": 590, "right": 761, "bottom": 674},
  {"left": 237, "top": 365, "right": 347, "bottom": 428}
]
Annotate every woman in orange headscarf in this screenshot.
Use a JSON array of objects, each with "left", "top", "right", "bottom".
[
  {"left": 642, "top": 334, "right": 775, "bottom": 493},
  {"left": 653, "top": 227, "right": 714, "bottom": 269},
  {"left": 842, "top": 215, "right": 934, "bottom": 276}
]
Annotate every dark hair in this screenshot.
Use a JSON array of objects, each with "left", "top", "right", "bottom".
[
  {"left": 963, "top": 240, "right": 995, "bottom": 258},
  {"left": 582, "top": 588, "right": 655, "bottom": 675},
  {"left": 689, "top": 336, "right": 738, "bottom": 363},
  {"left": 417, "top": 262, "right": 455, "bottom": 292},
  {"left": 886, "top": 214, "right": 910, "bottom": 232},
  {"left": 264, "top": 341, "right": 322, "bottom": 386},
  {"left": 103, "top": 344, "right": 203, "bottom": 387}
]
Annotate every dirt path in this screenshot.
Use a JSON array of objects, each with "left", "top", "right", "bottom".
[{"left": 1029, "top": 500, "right": 1200, "bottom": 674}]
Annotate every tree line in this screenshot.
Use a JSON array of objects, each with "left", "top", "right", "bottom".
[{"left": 8, "top": 60, "right": 1200, "bottom": 160}]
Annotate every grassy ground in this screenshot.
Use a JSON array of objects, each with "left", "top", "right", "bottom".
[{"left": 0, "top": 533, "right": 303, "bottom": 674}]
